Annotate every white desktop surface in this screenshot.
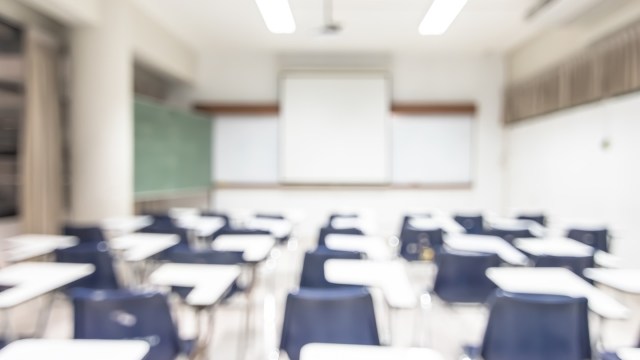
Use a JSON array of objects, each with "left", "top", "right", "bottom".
[
  {"left": 212, "top": 234, "right": 276, "bottom": 262},
  {"left": 101, "top": 216, "right": 153, "bottom": 235},
  {"left": 246, "top": 217, "right": 292, "bottom": 239},
  {"left": 486, "top": 267, "right": 629, "bottom": 319},
  {"left": 175, "top": 216, "right": 226, "bottom": 238},
  {"left": 324, "top": 259, "right": 417, "bottom": 309},
  {"left": 584, "top": 268, "right": 640, "bottom": 294},
  {"left": 3, "top": 234, "right": 78, "bottom": 263},
  {"left": 109, "top": 233, "right": 179, "bottom": 262},
  {"left": 300, "top": 343, "right": 444, "bottom": 360},
  {"left": 0, "top": 339, "right": 150, "bottom": 360},
  {"left": 618, "top": 348, "right": 640, "bottom": 360},
  {"left": 149, "top": 263, "right": 240, "bottom": 307},
  {"left": 445, "top": 235, "right": 529, "bottom": 265},
  {"left": 514, "top": 237, "right": 621, "bottom": 268},
  {"left": 408, "top": 217, "right": 465, "bottom": 234},
  {"left": 0, "top": 262, "right": 94, "bottom": 309},
  {"left": 325, "top": 234, "right": 393, "bottom": 260}
]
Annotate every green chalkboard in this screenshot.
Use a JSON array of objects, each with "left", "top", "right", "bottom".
[{"left": 134, "top": 97, "right": 212, "bottom": 197}]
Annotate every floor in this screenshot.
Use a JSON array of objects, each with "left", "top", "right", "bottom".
[{"left": 7, "top": 232, "right": 640, "bottom": 360}]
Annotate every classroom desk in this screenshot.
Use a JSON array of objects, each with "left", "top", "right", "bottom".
[
  {"left": 149, "top": 263, "right": 241, "bottom": 358},
  {"left": 175, "top": 216, "right": 226, "bottom": 238},
  {"left": 486, "top": 267, "right": 629, "bottom": 319},
  {"left": 211, "top": 234, "right": 276, "bottom": 263},
  {"left": 584, "top": 269, "right": 640, "bottom": 294},
  {"left": 100, "top": 216, "right": 152, "bottom": 236},
  {"left": 324, "top": 259, "right": 417, "bottom": 309},
  {"left": 149, "top": 263, "right": 240, "bottom": 307},
  {"left": 3, "top": 234, "right": 78, "bottom": 264},
  {"left": 300, "top": 343, "right": 445, "bottom": 360},
  {"left": 325, "top": 234, "right": 394, "bottom": 260},
  {"left": 245, "top": 217, "right": 293, "bottom": 240},
  {"left": 0, "top": 339, "right": 150, "bottom": 360},
  {"left": 330, "top": 217, "right": 378, "bottom": 234},
  {"left": 514, "top": 237, "right": 622, "bottom": 268},
  {"left": 0, "top": 262, "right": 94, "bottom": 340},
  {"left": 109, "top": 233, "right": 179, "bottom": 262},
  {"left": 487, "top": 218, "right": 546, "bottom": 237},
  {"left": 444, "top": 235, "right": 529, "bottom": 266},
  {"left": 109, "top": 233, "right": 179, "bottom": 286},
  {"left": 618, "top": 348, "right": 640, "bottom": 360},
  {"left": 408, "top": 217, "right": 465, "bottom": 234}
]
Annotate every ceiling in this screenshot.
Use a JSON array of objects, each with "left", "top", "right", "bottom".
[{"left": 133, "top": 0, "right": 605, "bottom": 54}]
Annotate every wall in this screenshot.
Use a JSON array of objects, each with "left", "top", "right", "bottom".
[
  {"left": 131, "top": 6, "right": 197, "bottom": 85},
  {"left": 183, "top": 51, "right": 504, "bottom": 236},
  {"left": 17, "top": 0, "right": 99, "bottom": 26},
  {"left": 507, "top": 0, "right": 640, "bottom": 83},
  {"left": 504, "top": 91, "right": 640, "bottom": 265}
]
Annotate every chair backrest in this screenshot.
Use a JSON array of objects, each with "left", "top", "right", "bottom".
[
  {"left": 486, "top": 227, "right": 535, "bottom": 244},
  {"left": 317, "top": 226, "right": 364, "bottom": 246},
  {"left": 399, "top": 226, "right": 444, "bottom": 261},
  {"left": 454, "top": 215, "right": 485, "bottom": 235},
  {"left": 55, "top": 243, "right": 119, "bottom": 290},
  {"left": 299, "top": 247, "right": 363, "bottom": 289},
  {"left": 328, "top": 213, "right": 358, "bottom": 222},
  {"left": 71, "top": 289, "right": 182, "bottom": 360},
  {"left": 481, "top": 290, "right": 591, "bottom": 360},
  {"left": 280, "top": 287, "right": 380, "bottom": 360},
  {"left": 164, "top": 247, "right": 244, "bottom": 265},
  {"left": 533, "top": 255, "right": 595, "bottom": 281},
  {"left": 433, "top": 249, "right": 501, "bottom": 303},
  {"left": 517, "top": 214, "right": 546, "bottom": 226},
  {"left": 63, "top": 225, "right": 107, "bottom": 246},
  {"left": 566, "top": 228, "right": 609, "bottom": 252}
]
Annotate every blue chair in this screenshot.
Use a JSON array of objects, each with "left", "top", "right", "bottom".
[
  {"left": 517, "top": 214, "right": 546, "bottom": 226},
  {"left": 317, "top": 226, "right": 364, "bottom": 247},
  {"left": 464, "top": 290, "right": 591, "bottom": 360},
  {"left": 454, "top": 215, "right": 485, "bottom": 235},
  {"left": 71, "top": 288, "right": 195, "bottom": 360},
  {"left": 164, "top": 247, "right": 244, "bottom": 299},
  {"left": 299, "top": 247, "right": 364, "bottom": 289},
  {"left": 567, "top": 227, "right": 609, "bottom": 252},
  {"left": 399, "top": 225, "right": 444, "bottom": 261},
  {"left": 433, "top": 249, "right": 501, "bottom": 304},
  {"left": 55, "top": 243, "right": 120, "bottom": 290},
  {"left": 280, "top": 287, "right": 380, "bottom": 360},
  {"left": 63, "top": 225, "right": 107, "bottom": 247},
  {"left": 533, "top": 254, "right": 595, "bottom": 282}
]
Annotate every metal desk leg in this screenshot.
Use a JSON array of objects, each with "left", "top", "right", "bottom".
[
  {"left": 238, "top": 264, "right": 258, "bottom": 360},
  {"left": 35, "top": 293, "right": 56, "bottom": 337},
  {"left": 1, "top": 309, "right": 14, "bottom": 343},
  {"left": 192, "top": 306, "right": 217, "bottom": 360}
]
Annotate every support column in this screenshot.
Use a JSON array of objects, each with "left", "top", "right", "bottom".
[{"left": 69, "top": 0, "right": 133, "bottom": 222}]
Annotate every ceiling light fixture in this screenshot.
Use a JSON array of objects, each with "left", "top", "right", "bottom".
[
  {"left": 419, "top": 0, "right": 468, "bottom": 35},
  {"left": 255, "top": 0, "right": 296, "bottom": 34}
]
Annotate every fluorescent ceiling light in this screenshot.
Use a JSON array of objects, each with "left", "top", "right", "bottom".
[
  {"left": 255, "top": 0, "right": 296, "bottom": 34},
  {"left": 419, "top": 0, "right": 468, "bottom": 35}
]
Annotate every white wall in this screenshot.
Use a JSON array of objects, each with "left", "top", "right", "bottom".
[
  {"left": 17, "top": 0, "right": 100, "bottom": 26},
  {"left": 131, "top": 5, "right": 197, "bottom": 84},
  {"left": 504, "top": 92, "right": 640, "bottom": 265},
  {"left": 507, "top": 0, "right": 640, "bottom": 83},
  {"left": 188, "top": 52, "right": 504, "bottom": 236}
]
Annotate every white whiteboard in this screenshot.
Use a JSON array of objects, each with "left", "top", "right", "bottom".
[
  {"left": 392, "top": 114, "right": 472, "bottom": 184},
  {"left": 280, "top": 73, "right": 390, "bottom": 184},
  {"left": 213, "top": 115, "right": 279, "bottom": 183}
]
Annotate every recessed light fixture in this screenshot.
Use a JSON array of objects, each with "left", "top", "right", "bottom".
[
  {"left": 255, "top": 0, "right": 296, "bottom": 34},
  {"left": 419, "top": 0, "right": 468, "bottom": 35}
]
